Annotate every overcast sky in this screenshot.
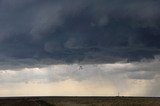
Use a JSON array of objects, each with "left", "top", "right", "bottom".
[{"left": 0, "top": 0, "right": 160, "bottom": 96}]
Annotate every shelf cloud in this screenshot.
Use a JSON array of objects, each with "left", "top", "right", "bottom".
[{"left": 0, "top": 0, "right": 160, "bottom": 69}]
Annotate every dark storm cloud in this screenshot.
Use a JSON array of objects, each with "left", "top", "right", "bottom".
[{"left": 0, "top": 0, "right": 160, "bottom": 68}]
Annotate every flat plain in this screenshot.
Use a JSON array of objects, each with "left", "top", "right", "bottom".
[{"left": 0, "top": 97, "right": 160, "bottom": 106}]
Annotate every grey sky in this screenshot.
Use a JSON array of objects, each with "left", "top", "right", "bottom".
[{"left": 0, "top": 0, "right": 160, "bottom": 96}]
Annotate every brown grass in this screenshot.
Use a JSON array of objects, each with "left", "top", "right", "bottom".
[
  {"left": 42, "top": 97, "right": 160, "bottom": 106},
  {"left": 0, "top": 97, "right": 160, "bottom": 106}
]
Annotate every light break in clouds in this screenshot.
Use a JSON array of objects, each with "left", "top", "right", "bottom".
[{"left": 0, "top": 56, "right": 160, "bottom": 96}]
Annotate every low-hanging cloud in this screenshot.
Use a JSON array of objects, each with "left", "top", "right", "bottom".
[{"left": 0, "top": 0, "right": 160, "bottom": 69}]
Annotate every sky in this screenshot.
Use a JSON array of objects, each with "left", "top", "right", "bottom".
[{"left": 0, "top": 0, "right": 160, "bottom": 96}]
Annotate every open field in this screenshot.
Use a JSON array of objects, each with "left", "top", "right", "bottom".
[{"left": 0, "top": 97, "right": 160, "bottom": 106}]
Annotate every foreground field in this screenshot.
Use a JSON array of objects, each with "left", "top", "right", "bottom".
[{"left": 0, "top": 97, "right": 160, "bottom": 106}]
